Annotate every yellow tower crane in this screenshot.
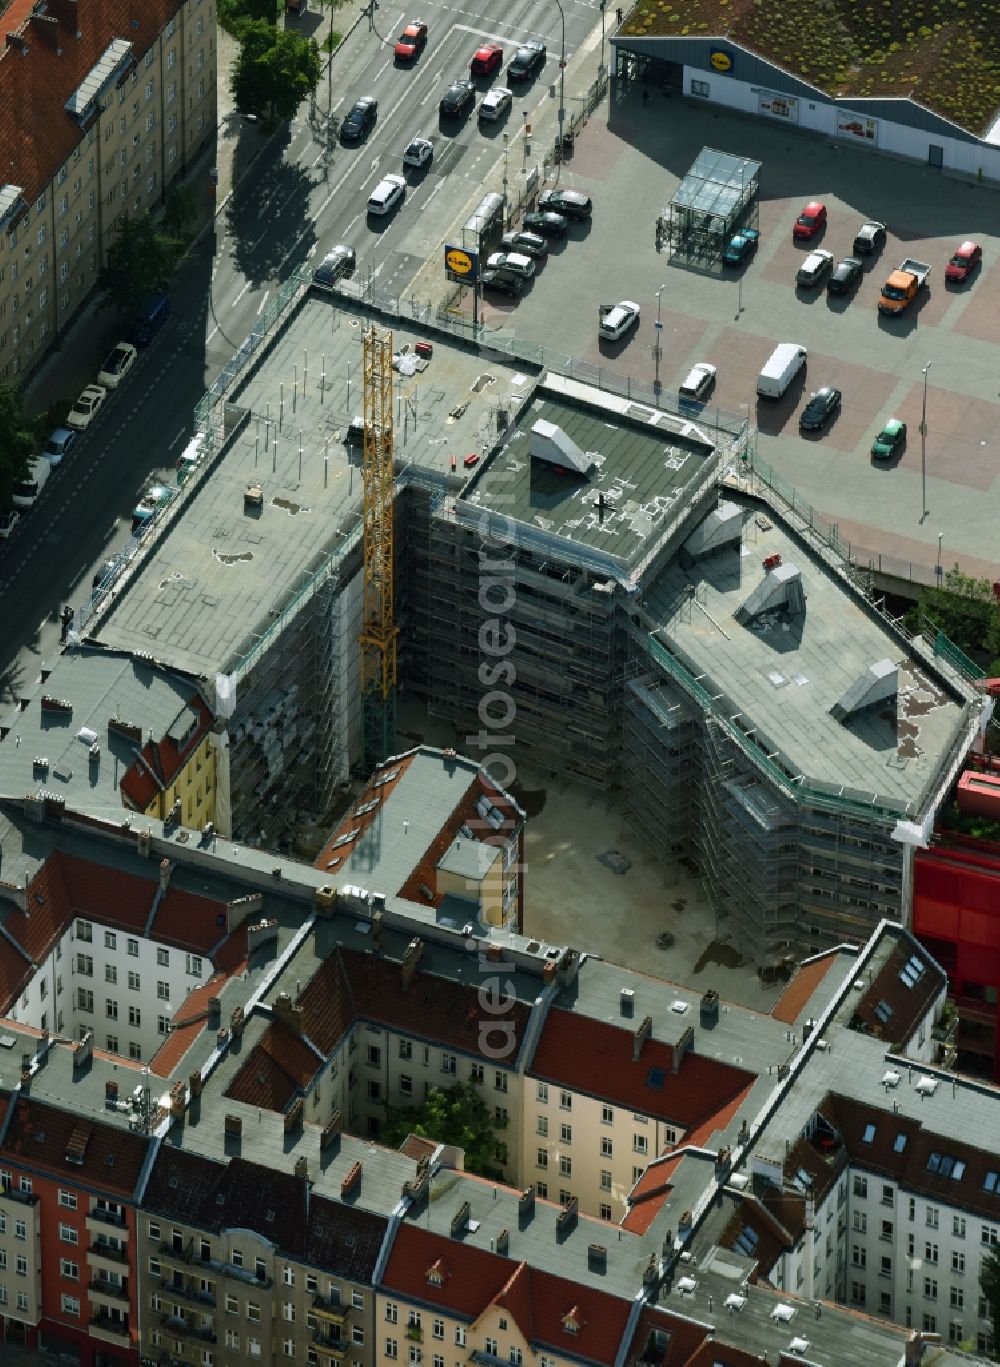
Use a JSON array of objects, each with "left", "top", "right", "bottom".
[{"left": 359, "top": 324, "right": 398, "bottom": 771}]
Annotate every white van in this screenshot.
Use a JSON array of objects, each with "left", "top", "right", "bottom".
[
  {"left": 757, "top": 342, "right": 807, "bottom": 400},
  {"left": 367, "top": 174, "right": 405, "bottom": 217},
  {"left": 11, "top": 456, "right": 51, "bottom": 508}
]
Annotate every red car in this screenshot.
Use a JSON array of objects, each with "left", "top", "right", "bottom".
[
  {"left": 463, "top": 453, "right": 480, "bottom": 468},
  {"left": 394, "top": 20, "right": 428, "bottom": 61},
  {"left": 793, "top": 200, "right": 827, "bottom": 240},
  {"left": 470, "top": 43, "right": 503, "bottom": 76},
  {"left": 945, "top": 239, "right": 982, "bottom": 283}
]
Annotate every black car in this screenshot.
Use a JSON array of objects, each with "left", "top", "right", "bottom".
[
  {"left": 508, "top": 38, "right": 546, "bottom": 80},
  {"left": 827, "top": 256, "right": 863, "bottom": 296},
  {"left": 341, "top": 96, "right": 377, "bottom": 142},
  {"left": 799, "top": 386, "right": 842, "bottom": 431},
  {"left": 538, "top": 189, "right": 591, "bottom": 220},
  {"left": 313, "top": 244, "right": 356, "bottom": 290},
  {"left": 439, "top": 80, "right": 476, "bottom": 117},
  {"left": 852, "top": 220, "right": 886, "bottom": 255},
  {"left": 522, "top": 210, "right": 569, "bottom": 238},
  {"left": 481, "top": 269, "right": 524, "bottom": 298}
]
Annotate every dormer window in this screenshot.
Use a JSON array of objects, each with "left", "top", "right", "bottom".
[
  {"left": 426, "top": 1260, "right": 447, "bottom": 1287},
  {"left": 561, "top": 1307, "right": 582, "bottom": 1335}
]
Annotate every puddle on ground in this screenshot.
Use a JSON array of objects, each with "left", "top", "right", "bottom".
[
  {"left": 692, "top": 939, "right": 749, "bottom": 975},
  {"left": 271, "top": 496, "right": 309, "bottom": 516},
  {"left": 214, "top": 550, "right": 253, "bottom": 566}
]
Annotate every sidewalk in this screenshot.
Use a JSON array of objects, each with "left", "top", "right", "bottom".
[{"left": 23, "top": 0, "right": 371, "bottom": 419}]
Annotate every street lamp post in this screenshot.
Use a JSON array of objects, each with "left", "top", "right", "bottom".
[
  {"left": 522, "top": 110, "right": 529, "bottom": 172},
  {"left": 653, "top": 284, "right": 665, "bottom": 391},
  {"left": 502, "top": 133, "right": 509, "bottom": 217},
  {"left": 599, "top": 0, "right": 607, "bottom": 75},
  {"left": 553, "top": 0, "right": 566, "bottom": 178},
  {"left": 920, "top": 362, "right": 931, "bottom": 522},
  {"left": 937, "top": 531, "right": 943, "bottom": 578}
]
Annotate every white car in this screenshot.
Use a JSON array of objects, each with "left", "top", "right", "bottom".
[
  {"left": 598, "top": 300, "right": 640, "bottom": 341},
  {"left": 485, "top": 250, "right": 534, "bottom": 280},
  {"left": 97, "top": 340, "right": 137, "bottom": 389},
  {"left": 402, "top": 137, "right": 433, "bottom": 170},
  {"left": 796, "top": 247, "right": 834, "bottom": 288},
  {"left": 367, "top": 173, "right": 406, "bottom": 216},
  {"left": 479, "top": 88, "right": 512, "bottom": 122},
  {"left": 679, "top": 363, "right": 717, "bottom": 403},
  {"left": 66, "top": 383, "right": 108, "bottom": 430}
]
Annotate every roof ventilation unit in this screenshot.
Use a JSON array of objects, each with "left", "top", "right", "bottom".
[
  {"left": 529, "top": 419, "right": 595, "bottom": 476},
  {"left": 681, "top": 500, "right": 742, "bottom": 561},
  {"left": 830, "top": 658, "right": 898, "bottom": 722},
  {"left": 733, "top": 562, "right": 805, "bottom": 624}
]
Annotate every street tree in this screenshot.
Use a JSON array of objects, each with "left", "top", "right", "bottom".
[
  {"left": 906, "top": 566, "right": 1000, "bottom": 676},
  {"left": 231, "top": 21, "right": 321, "bottom": 129},
  {"left": 0, "top": 381, "right": 36, "bottom": 508},
  {"left": 162, "top": 183, "right": 200, "bottom": 245},
  {"left": 104, "top": 213, "right": 183, "bottom": 314},
  {"left": 380, "top": 1082, "right": 506, "bottom": 1178},
  {"left": 980, "top": 1243, "right": 1000, "bottom": 1357},
  {"left": 218, "top": 0, "right": 280, "bottom": 36}
]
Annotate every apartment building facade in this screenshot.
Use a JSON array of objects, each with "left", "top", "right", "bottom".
[
  {"left": 0, "top": 0, "right": 216, "bottom": 381},
  {"left": 139, "top": 1146, "right": 388, "bottom": 1367}
]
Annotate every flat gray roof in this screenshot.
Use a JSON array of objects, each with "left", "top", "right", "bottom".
[
  {"left": 0, "top": 647, "right": 200, "bottom": 812},
  {"left": 96, "top": 299, "right": 531, "bottom": 679},
  {"left": 644, "top": 504, "right": 968, "bottom": 809},
  {"left": 462, "top": 383, "right": 718, "bottom": 572}
]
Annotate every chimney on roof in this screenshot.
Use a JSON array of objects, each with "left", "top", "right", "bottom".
[
  {"left": 341, "top": 1162, "right": 362, "bottom": 1199},
  {"left": 672, "top": 1024, "right": 694, "bottom": 1073},
  {"left": 556, "top": 1196, "right": 578, "bottom": 1238},
  {"left": 632, "top": 1014, "right": 653, "bottom": 1062},
  {"left": 284, "top": 1098, "right": 304, "bottom": 1135},
  {"left": 372, "top": 909, "right": 384, "bottom": 953},
  {"left": 272, "top": 992, "right": 304, "bottom": 1037},
  {"left": 225, "top": 1114, "right": 242, "bottom": 1139},
  {"left": 321, "top": 1112, "right": 342, "bottom": 1150},
  {"left": 169, "top": 1081, "right": 186, "bottom": 1119},
  {"left": 227, "top": 892, "right": 264, "bottom": 932},
  {"left": 518, "top": 1186, "right": 535, "bottom": 1224},
  {"left": 496, "top": 1228, "right": 510, "bottom": 1257},
  {"left": 450, "top": 1201, "right": 471, "bottom": 1237},
  {"left": 401, "top": 938, "right": 424, "bottom": 992},
  {"left": 294, "top": 1156, "right": 308, "bottom": 1180},
  {"left": 189, "top": 1070, "right": 203, "bottom": 1100},
  {"left": 73, "top": 1030, "right": 93, "bottom": 1072},
  {"left": 642, "top": 1254, "right": 659, "bottom": 1290},
  {"left": 159, "top": 858, "right": 173, "bottom": 892},
  {"left": 137, "top": 829, "right": 152, "bottom": 859},
  {"left": 230, "top": 1006, "right": 245, "bottom": 1039},
  {"left": 620, "top": 988, "right": 635, "bottom": 1018},
  {"left": 314, "top": 885, "right": 336, "bottom": 918}
]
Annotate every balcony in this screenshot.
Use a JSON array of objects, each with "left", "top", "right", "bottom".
[
  {"left": 407, "top": 1326, "right": 424, "bottom": 1342},
  {"left": 86, "top": 1207, "right": 128, "bottom": 1235},
  {"left": 162, "top": 1311, "right": 191, "bottom": 1334},
  {"left": 160, "top": 1237, "right": 194, "bottom": 1264},
  {"left": 313, "top": 1295, "right": 349, "bottom": 1324},
  {"left": 89, "top": 1239, "right": 129, "bottom": 1268},
  {"left": 89, "top": 1276, "right": 129, "bottom": 1305},
  {"left": 313, "top": 1329, "right": 348, "bottom": 1360},
  {"left": 90, "top": 1311, "right": 130, "bottom": 1346},
  {"left": 161, "top": 1275, "right": 216, "bottom": 1308}
]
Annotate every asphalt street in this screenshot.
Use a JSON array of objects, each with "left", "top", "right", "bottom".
[{"left": 0, "top": 0, "right": 604, "bottom": 701}]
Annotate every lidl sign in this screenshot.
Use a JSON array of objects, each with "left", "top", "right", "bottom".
[
  {"left": 445, "top": 245, "right": 478, "bottom": 281},
  {"left": 709, "top": 47, "right": 733, "bottom": 73}
]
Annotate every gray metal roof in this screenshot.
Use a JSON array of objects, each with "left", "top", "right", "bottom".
[
  {"left": 66, "top": 40, "right": 134, "bottom": 121},
  {"left": 437, "top": 833, "right": 499, "bottom": 882},
  {"left": 643, "top": 507, "right": 968, "bottom": 810},
  {"left": 0, "top": 646, "right": 204, "bottom": 814},
  {"left": 96, "top": 298, "right": 529, "bottom": 679}
]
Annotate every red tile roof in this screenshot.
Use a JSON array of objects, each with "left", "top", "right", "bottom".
[
  {"left": 120, "top": 696, "right": 212, "bottom": 813},
  {"left": 770, "top": 954, "right": 838, "bottom": 1025},
  {"left": 0, "top": 0, "right": 181, "bottom": 207},
  {"left": 1, "top": 1088, "right": 150, "bottom": 1198},
  {"left": 684, "top": 1343, "right": 767, "bottom": 1367},
  {"left": 383, "top": 1225, "right": 632, "bottom": 1366},
  {"left": 147, "top": 970, "right": 233, "bottom": 1078},
  {"left": 58, "top": 851, "right": 155, "bottom": 935},
  {"left": 225, "top": 1020, "right": 322, "bottom": 1111},
  {"left": 530, "top": 1008, "right": 755, "bottom": 1128},
  {"left": 151, "top": 886, "right": 228, "bottom": 955},
  {"left": 0, "top": 939, "right": 34, "bottom": 1018},
  {"left": 625, "top": 1306, "right": 710, "bottom": 1367},
  {"left": 4, "top": 852, "right": 75, "bottom": 964}
]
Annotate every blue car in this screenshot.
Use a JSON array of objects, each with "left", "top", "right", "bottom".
[{"left": 722, "top": 227, "right": 759, "bottom": 267}]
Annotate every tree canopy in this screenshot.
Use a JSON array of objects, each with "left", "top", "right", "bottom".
[
  {"left": 231, "top": 21, "right": 321, "bottom": 128},
  {"left": 980, "top": 1242, "right": 1000, "bottom": 1357},
  {"left": 906, "top": 566, "right": 1000, "bottom": 678},
  {"left": 0, "top": 381, "right": 37, "bottom": 508},
  {"left": 380, "top": 1082, "right": 507, "bottom": 1179},
  {"left": 218, "top": 0, "right": 280, "bottom": 33},
  {"left": 103, "top": 213, "right": 184, "bottom": 314}
]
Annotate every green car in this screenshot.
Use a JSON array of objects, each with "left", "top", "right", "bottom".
[{"left": 871, "top": 418, "right": 906, "bottom": 459}]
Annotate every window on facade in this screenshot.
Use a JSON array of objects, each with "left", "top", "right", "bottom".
[
  {"left": 559, "top": 1091, "right": 572, "bottom": 1111},
  {"left": 441, "top": 1053, "right": 456, "bottom": 1075},
  {"left": 536, "top": 1082, "right": 548, "bottom": 1103},
  {"left": 76, "top": 920, "right": 92, "bottom": 942},
  {"left": 127, "top": 938, "right": 139, "bottom": 957},
  {"left": 129, "top": 1007, "right": 141, "bottom": 1027},
  {"left": 157, "top": 948, "right": 169, "bottom": 967}
]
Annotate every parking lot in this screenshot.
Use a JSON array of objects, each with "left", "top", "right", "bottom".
[{"left": 486, "top": 86, "right": 1000, "bottom": 582}]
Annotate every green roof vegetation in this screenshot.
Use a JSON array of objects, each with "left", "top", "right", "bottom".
[{"left": 623, "top": 0, "right": 1000, "bottom": 134}]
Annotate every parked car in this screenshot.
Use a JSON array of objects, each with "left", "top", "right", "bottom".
[
  {"left": 0, "top": 508, "right": 20, "bottom": 540},
  {"left": 945, "top": 240, "right": 982, "bottom": 283},
  {"left": 341, "top": 96, "right": 377, "bottom": 142},
  {"left": 97, "top": 340, "right": 138, "bottom": 389},
  {"left": 722, "top": 228, "right": 759, "bottom": 267},
  {"left": 598, "top": 300, "right": 640, "bottom": 341},
  {"left": 796, "top": 248, "right": 834, "bottom": 288},
  {"left": 66, "top": 383, "right": 108, "bottom": 430},
  {"left": 470, "top": 43, "right": 503, "bottom": 76},
  {"left": 92, "top": 554, "right": 126, "bottom": 590},
  {"left": 852, "top": 220, "right": 886, "bottom": 255},
  {"left": 479, "top": 88, "right": 512, "bottom": 122},
  {"left": 124, "top": 292, "right": 170, "bottom": 346},
  {"left": 402, "top": 137, "right": 433, "bottom": 170},
  {"left": 827, "top": 256, "right": 863, "bottom": 296},
  {"left": 538, "top": 189, "right": 591, "bottom": 220},
  {"left": 11, "top": 457, "right": 51, "bottom": 508},
  {"left": 439, "top": 80, "right": 475, "bottom": 118},
  {"left": 481, "top": 270, "right": 525, "bottom": 298},
  {"left": 486, "top": 251, "right": 534, "bottom": 280},
  {"left": 132, "top": 484, "right": 171, "bottom": 531},
  {"left": 522, "top": 210, "right": 568, "bottom": 238},
  {"left": 793, "top": 200, "right": 827, "bottom": 240},
  {"left": 507, "top": 39, "right": 546, "bottom": 80},
  {"left": 42, "top": 427, "right": 77, "bottom": 466},
  {"left": 394, "top": 20, "right": 427, "bottom": 61},
  {"left": 870, "top": 418, "right": 907, "bottom": 459},
  {"left": 679, "top": 363, "right": 717, "bottom": 404},
  {"left": 463, "top": 453, "right": 480, "bottom": 468},
  {"left": 501, "top": 230, "right": 547, "bottom": 259},
  {"left": 878, "top": 258, "right": 931, "bottom": 315},
  {"left": 312, "top": 244, "right": 356, "bottom": 289},
  {"left": 799, "top": 386, "right": 842, "bottom": 431},
  {"left": 367, "top": 174, "right": 406, "bottom": 217}
]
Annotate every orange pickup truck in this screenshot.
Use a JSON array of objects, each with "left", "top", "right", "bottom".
[{"left": 878, "top": 257, "right": 931, "bottom": 315}]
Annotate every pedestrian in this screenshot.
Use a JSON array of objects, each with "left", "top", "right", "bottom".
[{"left": 616, "top": 6, "right": 622, "bottom": 21}]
